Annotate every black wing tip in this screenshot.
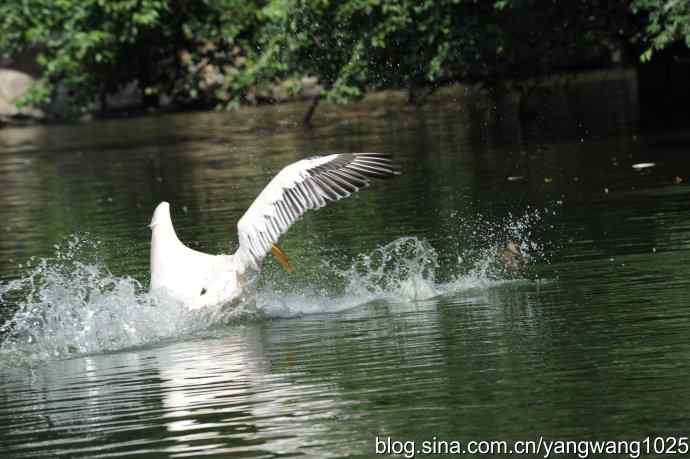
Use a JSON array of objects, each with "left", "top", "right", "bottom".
[
  {"left": 351, "top": 153, "right": 402, "bottom": 178},
  {"left": 353, "top": 152, "right": 393, "bottom": 159},
  {"left": 309, "top": 152, "right": 402, "bottom": 178}
]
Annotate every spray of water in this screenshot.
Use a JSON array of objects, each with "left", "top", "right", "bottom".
[
  {"left": 1, "top": 237, "right": 178, "bottom": 363},
  {"left": 256, "top": 237, "right": 441, "bottom": 319},
  {"left": 0, "top": 210, "right": 551, "bottom": 365},
  {"left": 444, "top": 207, "right": 551, "bottom": 282}
]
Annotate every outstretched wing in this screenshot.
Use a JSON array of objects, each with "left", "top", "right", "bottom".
[{"left": 234, "top": 153, "right": 400, "bottom": 271}]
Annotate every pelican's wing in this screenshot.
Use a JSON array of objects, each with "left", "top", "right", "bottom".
[{"left": 235, "top": 153, "right": 400, "bottom": 270}]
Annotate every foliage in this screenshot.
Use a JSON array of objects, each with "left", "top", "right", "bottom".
[
  {"left": 0, "top": 0, "right": 265, "bottom": 111},
  {"left": 632, "top": 0, "right": 690, "bottom": 61},
  {"left": 275, "top": 0, "right": 634, "bottom": 103},
  {"left": 0, "top": 0, "right": 688, "bottom": 116}
]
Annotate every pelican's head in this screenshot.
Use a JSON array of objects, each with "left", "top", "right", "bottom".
[{"left": 149, "top": 201, "right": 172, "bottom": 230}]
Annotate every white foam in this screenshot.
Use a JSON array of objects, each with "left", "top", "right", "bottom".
[{"left": 0, "top": 210, "right": 550, "bottom": 365}]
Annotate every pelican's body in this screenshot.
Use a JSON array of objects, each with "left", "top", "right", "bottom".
[
  {"left": 149, "top": 202, "right": 248, "bottom": 309},
  {"left": 149, "top": 153, "right": 399, "bottom": 310}
]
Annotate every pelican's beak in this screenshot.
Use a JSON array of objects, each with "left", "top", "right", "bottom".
[{"left": 271, "top": 244, "right": 294, "bottom": 273}]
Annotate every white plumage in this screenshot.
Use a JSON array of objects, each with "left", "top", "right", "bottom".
[{"left": 149, "top": 153, "right": 400, "bottom": 310}]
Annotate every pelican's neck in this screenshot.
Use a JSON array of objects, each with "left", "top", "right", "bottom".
[
  {"left": 151, "top": 217, "right": 183, "bottom": 250},
  {"left": 150, "top": 201, "right": 182, "bottom": 243},
  {"left": 149, "top": 202, "right": 187, "bottom": 289}
]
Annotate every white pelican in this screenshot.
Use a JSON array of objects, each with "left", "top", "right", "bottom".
[{"left": 149, "top": 153, "right": 400, "bottom": 310}]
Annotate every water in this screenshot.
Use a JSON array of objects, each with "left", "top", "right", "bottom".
[{"left": 2, "top": 72, "right": 690, "bottom": 457}]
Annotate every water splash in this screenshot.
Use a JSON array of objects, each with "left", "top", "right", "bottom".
[
  {"left": 0, "top": 210, "right": 551, "bottom": 365},
  {"left": 256, "top": 208, "right": 552, "bottom": 317},
  {"left": 256, "top": 237, "right": 441, "bottom": 318},
  {"left": 1, "top": 237, "right": 168, "bottom": 363},
  {"left": 341, "top": 237, "right": 440, "bottom": 300},
  {"left": 0, "top": 236, "right": 259, "bottom": 366},
  {"left": 442, "top": 207, "right": 551, "bottom": 282}
]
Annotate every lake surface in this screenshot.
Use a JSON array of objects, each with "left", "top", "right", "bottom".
[{"left": 2, "top": 72, "right": 690, "bottom": 458}]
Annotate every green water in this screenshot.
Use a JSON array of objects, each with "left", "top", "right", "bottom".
[{"left": 2, "top": 74, "right": 690, "bottom": 458}]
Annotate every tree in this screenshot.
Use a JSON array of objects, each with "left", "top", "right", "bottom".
[
  {"left": 1, "top": 0, "right": 688, "bottom": 119},
  {"left": 270, "top": 0, "right": 634, "bottom": 107},
  {"left": 0, "top": 0, "right": 264, "bottom": 113},
  {"left": 632, "top": 0, "right": 690, "bottom": 61}
]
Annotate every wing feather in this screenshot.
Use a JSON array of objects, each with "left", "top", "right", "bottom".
[{"left": 235, "top": 153, "right": 400, "bottom": 270}]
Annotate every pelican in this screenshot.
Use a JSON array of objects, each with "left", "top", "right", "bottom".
[{"left": 149, "top": 153, "right": 400, "bottom": 310}]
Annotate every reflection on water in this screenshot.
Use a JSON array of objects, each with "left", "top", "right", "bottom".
[{"left": 2, "top": 71, "right": 690, "bottom": 457}]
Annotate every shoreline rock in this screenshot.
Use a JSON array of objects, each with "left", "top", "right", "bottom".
[{"left": 0, "top": 69, "right": 45, "bottom": 125}]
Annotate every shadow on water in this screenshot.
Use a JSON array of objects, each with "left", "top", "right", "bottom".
[{"left": 2, "top": 70, "right": 690, "bottom": 457}]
